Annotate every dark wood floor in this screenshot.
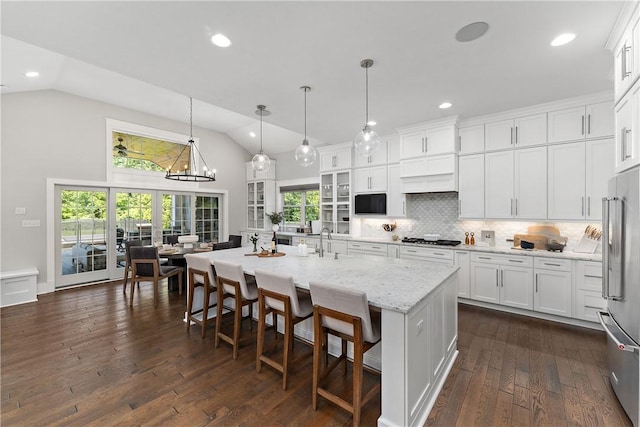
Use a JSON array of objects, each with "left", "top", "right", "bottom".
[{"left": 1, "top": 282, "right": 632, "bottom": 426}]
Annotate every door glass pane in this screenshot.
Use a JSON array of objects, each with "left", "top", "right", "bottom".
[
  {"left": 195, "top": 195, "right": 219, "bottom": 243},
  {"left": 115, "top": 191, "right": 153, "bottom": 247},
  {"left": 60, "top": 189, "right": 108, "bottom": 276},
  {"left": 162, "top": 193, "right": 192, "bottom": 242}
]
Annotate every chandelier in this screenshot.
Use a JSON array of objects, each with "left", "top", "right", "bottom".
[
  {"left": 165, "top": 97, "right": 216, "bottom": 182},
  {"left": 294, "top": 85, "right": 317, "bottom": 167}
]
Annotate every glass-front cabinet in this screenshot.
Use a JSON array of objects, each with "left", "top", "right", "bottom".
[
  {"left": 247, "top": 180, "right": 276, "bottom": 230},
  {"left": 321, "top": 171, "right": 351, "bottom": 235}
]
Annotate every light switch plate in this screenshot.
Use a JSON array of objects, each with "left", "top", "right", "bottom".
[{"left": 15, "top": 207, "right": 26, "bottom": 215}]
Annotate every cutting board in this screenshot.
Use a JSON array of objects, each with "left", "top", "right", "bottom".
[
  {"left": 527, "top": 225, "right": 560, "bottom": 237},
  {"left": 513, "top": 233, "right": 548, "bottom": 249}
]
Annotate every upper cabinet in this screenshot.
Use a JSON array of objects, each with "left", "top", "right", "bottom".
[
  {"left": 354, "top": 141, "right": 387, "bottom": 167},
  {"left": 484, "top": 113, "right": 547, "bottom": 151},
  {"left": 318, "top": 143, "right": 352, "bottom": 172},
  {"left": 615, "top": 83, "right": 640, "bottom": 173},
  {"left": 246, "top": 161, "right": 276, "bottom": 181},
  {"left": 458, "top": 154, "right": 484, "bottom": 218},
  {"left": 354, "top": 166, "right": 387, "bottom": 193},
  {"left": 387, "top": 136, "right": 401, "bottom": 164},
  {"left": 399, "top": 118, "right": 458, "bottom": 159},
  {"left": 458, "top": 125, "right": 484, "bottom": 155},
  {"left": 609, "top": 1, "right": 639, "bottom": 102},
  {"left": 547, "top": 101, "right": 614, "bottom": 144}
]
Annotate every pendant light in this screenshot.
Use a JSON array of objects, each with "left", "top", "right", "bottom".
[
  {"left": 165, "top": 97, "right": 216, "bottom": 182},
  {"left": 294, "top": 85, "right": 317, "bottom": 167},
  {"left": 353, "top": 58, "right": 381, "bottom": 156},
  {"left": 251, "top": 105, "right": 271, "bottom": 172}
]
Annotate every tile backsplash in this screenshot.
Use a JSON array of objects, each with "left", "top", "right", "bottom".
[{"left": 356, "top": 192, "right": 602, "bottom": 252}]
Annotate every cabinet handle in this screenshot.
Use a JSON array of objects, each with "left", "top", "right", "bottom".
[
  {"left": 501, "top": 269, "right": 504, "bottom": 287},
  {"left": 587, "top": 114, "right": 591, "bottom": 135},
  {"left": 403, "top": 199, "right": 406, "bottom": 215},
  {"left": 581, "top": 197, "right": 585, "bottom": 216},
  {"left": 421, "top": 137, "right": 425, "bottom": 153},
  {"left": 581, "top": 115, "right": 585, "bottom": 135},
  {"left": 535, "top": 273, "right": 538, "bottom": 292},
  {"left": 587, "top": 196, "right": 591, "bottom": 216},
  {"left": 425, "top": 136, "right": 428, "bottom": 152},
  {"left": 496, "top": 269, "right": 499, "bottom": 287},
  {"left": 511, "top": 198, "right": 514, "bottom": 216},
  {"left": 543, "top": 262, "right": 562, "bottom": 267},
  {"left": 407, "top": 249, "right": 417, "bottom": 253},
  {"left": 510, "top": 127, "right": 514, "bottom": 145},
  {"left": 458, "top": 135, "right": 462, "bottom": 152},
  {"left": 478, "top": 256, "right": 491, "bottom": 260},
  {"left": 515, "top": 198, "right": 518, "bottom": 216},
  {"left": 515, "top": 126, "right": 518, "bottom": 144},
  {"left": 433, "top": 252, "right": 445, "bottom": 256},
  {"left": 508, "top": 259, "right": 523, "bottom": 263},
  {"left": 622, "top": 127, "right": 632, "bottom": 160},
  {"left": 621, "top": 44, "right": 631, "bottom": 79},
  {"left": 584, "top": 305, "right": 603, "bottom": 310},
  {"left": 372, "top": 246, "right": 381, "bottom": 249}
]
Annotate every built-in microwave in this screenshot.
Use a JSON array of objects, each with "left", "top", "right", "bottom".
[{"left": 354, "top": 193, "right": 387, "bottom": 215}]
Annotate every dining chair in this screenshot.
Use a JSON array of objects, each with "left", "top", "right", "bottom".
[
  {"left": 122, "top": 239, "right": 144, "bottom": 293},
  {"left": 184, "top": 253, "right": 218, "bottom": 338},
  {"left": 308, "top": 280, "right": 381, "bottom": 427},
  {"left": 213, "top": 259, "right": 258, "bottom": 360},
  {"left": 254, "top": 269, "right": 313, "bottom": 390},
  {"left": 128, "top": 246, "right": 183, "bottom": 307}
]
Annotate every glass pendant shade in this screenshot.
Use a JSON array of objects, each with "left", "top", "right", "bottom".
[
  {"left": 251, "top": 150, "right": 271, "bottom": 172},
  {"left": 354, "top": 124, "right": 381, "bottom": 156},
  {"left": 295, "top": 139, "right": 317, "bottom": 167}
]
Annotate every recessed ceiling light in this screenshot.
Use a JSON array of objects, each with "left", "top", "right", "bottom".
[
  {"left": 439, "top": 102, "right": 452, "bottom": 109},
  {"left": 211, "top": 33, "right": 231, "bottom": 48},
  {"left": 455, "top": 22, "right": 489, "bottom": 43},
  {"left": 367, "top": 120, "right": 377, "bottom": 126},
  {"left": 551, "top": 33, "right": 576, "bottom": 47},
  {"left": 249, "top": 132, "right": 256, "bottom": 138},
  {"left": 25, "top": 71, "right": 39, "bottom": 78}
]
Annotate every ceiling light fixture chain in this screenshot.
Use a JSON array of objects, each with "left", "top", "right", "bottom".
[
  {"left": 252, "top": 105, "right": 271, "bottom": 172},
  {"left": 353, "top": 58, "right": 381, "bottom": 157},
  {"left": 295, "top": 85, "right": 317, "bottom": 167},
  {"left": 165, "top": 96, "right": 216, "bottom": 182}
]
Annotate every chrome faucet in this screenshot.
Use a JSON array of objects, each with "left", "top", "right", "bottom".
[{"left": 318, "top": 227, "right": 332, "bottom": 257}]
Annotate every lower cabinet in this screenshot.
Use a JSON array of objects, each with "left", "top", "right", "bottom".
[
  {"left": 399, "top": 246, "right": 454, "bottom": 265},
  {"left": 469, "top": 253, "right": 533, "bottom": 310},
  {"left": 323, "top": 240, "right": 347, "bottom": 254},
  {"left": 387, "top": 244, "right": 401, "bottom": 259},
  {"left": 533, "top": 257, "right": 573, "bottom": 317},
  {"left": 454, "top": 250, "right": 470, "bottom": 298},
  {"left": 347, "top": 241, "right": 387, "bottom": 257},
  {"left": 574, "top": 260, "right": 606, "bottom": 322}
]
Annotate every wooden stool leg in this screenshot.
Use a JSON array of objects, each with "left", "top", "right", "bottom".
[
  {"left": 201, "top": 286, "right": 210, "bottom": 338},
  {"left": 282, "top": 313, "right": 292, "bottom": 390},
  {"left": 272, "top": 311, "right": 278, "bottom": 339},
  {"left": 248, "top": 302, "right": 254, "bottom": 332},
  {"left": 215, "top": 286, "right": 224, "bottom": 349},
  {"left": 129, "top": 277, "right": 135, "bottom": 306},
  {"left": 232, "top": 292, "right": 242, "bottom": 360},
  {"left": 312, "top": 312, "right": 322, "bottom": 410},
  {"left": 352, "top": 338, "right": 364, "bottom": 427},
  {"left": 342, "top": 338, "right": 348, "bottom": 376},
  {"left": 256, "top": 294, "right": 266, "bottom": 373},
  {"left": 153, "top": 278, "right": 159, "bottom": 307},
  {"left": 122, "top": 263, "right": 129, "bottom": 293},
  {"left": 186, "top": 282, "right": 196, "bottom": 331}
]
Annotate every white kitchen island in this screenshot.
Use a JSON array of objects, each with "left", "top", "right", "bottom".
[{"left": 190, "top": 245, "right": 459, "bottom": 427}]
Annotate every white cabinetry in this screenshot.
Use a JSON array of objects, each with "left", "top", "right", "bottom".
[
  {"left": 354, "top": 166, "right": 387, "bottom": 193},
  {"left": 547, "top": 101, "right": 614, "bottom": 143},
  {"left": 319, "top": 144, "right": 352, "bottom": 172},
  {"left": 574, "top": 261, "right": 606, "bottom": 322},
  {"left": 615, "top": 83, "right": 640, "bottom": 173},
  {"left": 533, "top": 257, "right": 572, "bottom": 318},
  {"left": 455, "top": 250, "right": 470, "bottom": 298},
  {"left": 246, "top": 161, "right": 276, "bottom": 181},
  {"left": 484, "top": 147, "right": 546, "bottom": 219},
  {"left": 247, "top": 180, "right": 276, "bottom": 230},
  {"left": 347, "top": 241, "right": 387, "bottom": 257},
  {"left": 400, "top": 124, "right": 457, "bottom": 159},
  {"left": 485, "top": 113, "right": 546, "bottom": 151},
  {"left": 386, "top": 164, "right": 406, "bottom": 217},
  {"left": 354, "top": 141, "right": 387, "bottom": 167},
  {"left": 322, "top": 239, "right": 347, "bottom": 254},
  {"left": 469, "top": 253, "right": 533, "bottom": 310},
  {"left": 320, "top": 170, "right": 351, "bottom": 235},
  {"left": 614, "top": 22, "right": 637, "bottom": 101},
  {"left": 548, "top": 138, "right": 614, "bottom": 220},
  {"left": 399, "top": 246, "right": 454, "bottom": 265},
  {"left": 458, "top": 125, "right": 484, "bottom": 154},
  {"left": 458, "top": 154, "right": 484, "bottom": 218},
  {"left": 387, "top": 244, "right": 401, "bottom": 259}
]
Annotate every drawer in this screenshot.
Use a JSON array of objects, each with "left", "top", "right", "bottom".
[
  {"left": 471, "top": 252, "right": 532, "bottom": 267},
  {"left": 348, "top": 241, "right": 387, "bottom": 255},
  {"left": 400, "top": 246, "right": 453, "bottom": 260},
  {"left": 582, "top": 261, "right": 603, "bottom": 278},
  {"left": 534, "top": 257, "right": 572, "bottom": 272},
  {"left": 579, "top": 274, "right": 603, "bottom": 293},
  {"left": 574, "top": 290, "right": 607, "bottom": 323}
]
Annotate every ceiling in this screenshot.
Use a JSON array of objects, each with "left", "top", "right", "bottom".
[{"left": 0, "top": 1, "right": 624, "bottom": 156}]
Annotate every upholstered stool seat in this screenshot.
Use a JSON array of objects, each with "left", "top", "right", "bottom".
[{"left": 185, "top": 253, "right": 218, "bottom": 338}]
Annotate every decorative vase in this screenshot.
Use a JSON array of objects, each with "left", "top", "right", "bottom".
[
  {"left": 252, "top": 242, "right": 258, "bottom": 252},
  {"left": 272, "top": 224, "right": 280, "bottom": 232}
]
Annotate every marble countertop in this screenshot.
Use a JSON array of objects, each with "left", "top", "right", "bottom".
[{"left": 192, "top": 245, "right": 458, "bottom": 314}]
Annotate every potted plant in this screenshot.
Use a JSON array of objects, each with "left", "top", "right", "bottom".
[
  {"left": 268, "top": 212, "right": 284, "bottom": 231},
  {"left": 249, "top": 233, "right": 259, "bottom": 253}
]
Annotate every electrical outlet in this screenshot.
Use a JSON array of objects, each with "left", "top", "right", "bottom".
[{"left": 22, "top": 219, "right": 41, "bottom": 227}]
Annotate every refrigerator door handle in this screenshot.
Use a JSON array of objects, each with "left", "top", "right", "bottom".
[
  {"left": 597, "top": 311, "right": 640, "bottom": 353},
  {"left": 602, "top": 197, "right": 611, "bottom": 299}
]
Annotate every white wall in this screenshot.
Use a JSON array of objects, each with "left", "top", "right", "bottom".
[
  {"left": 1, "top": 89, "right": 252, "bottom": 283},
  {"left": 272, "top": 149, "right": 319, "bottom": 181}
]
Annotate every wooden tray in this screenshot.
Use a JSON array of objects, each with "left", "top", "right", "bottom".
[
  {"left": 255, "top": 252, "right": 286, "bottom": 258},
  {"left": 193, "top": 248, "right": 212, "bottom": 252}
]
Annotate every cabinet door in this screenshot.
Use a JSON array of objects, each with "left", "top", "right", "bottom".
[
  {"left": 354, "top": 166, "right": 387, "bottom": 193},
  {"left": 459, "top": 125, "right": 484, "bottom": 155},
  {"left": 484, "top": 151, "right": 514, "bottom": 218},
  {"left": 634, "top": 17, "right": 640, "bottom": 84},
  {"left": 319, "top": 151, "right": 336, "bottom": 172},
  {"left": 485, "top": 119, "right": 513, "bottom": 151},
  {"left": 458, "top": 154, "right": 484, "bottom": 218},
  {"left": 425, "top": 125, "right": 456, "bottom": 155},
  {"left": 548, "top": 106, "right": 585, "bottom": 143},
  {"left": 548, "top": 142, "right": 585, "bottom": 220},
  {"left": 354, "top": 141, "right": 387, "bottom": 167},
  {"left": 614, "top": 90, "right": 636, "bottom": 173},
  {"left": 387, "top": 137, "right": 401, "bottom": 164},
  {"left": 514, "top": 113, "right": 547, "bottom": 147},
  {"left": 334, "top": 148, "right": 353, "bottom": 170},
  {"left": 401, "top": 129, "right": 427, "bottom": 159},
  {"left": 614, "top": 30, "right": 634, "bottom": 100},
  {"left": 387, "top": 164, "right": 406, "bottom": 217},
  {"left": 585, "top": 138, "right": 615, "bottom": 220},
  {"left": 514, "top": 147, "right": 547, "bottom": 219},
  {"left": 586, "top": 101, "right": 614, "bottom": 139},
  {"left": 469, "top": 262, "right": 499, "bottom": 303},
  {"left": 387, "top": 244, "right": 400, "bottom": 259},
  {"left": 500, "top": 266, "right": 533, "bottom": 310},
  {"left": 455, "top": 251, "right": 470, "bottom": 298},
  {"left": 534, "top": 270, "right": 572, "bottom": 317}
]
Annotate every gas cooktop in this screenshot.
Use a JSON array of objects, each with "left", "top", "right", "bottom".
[{"left": 402, "top": 237, "right": 462, "bottom": 246}]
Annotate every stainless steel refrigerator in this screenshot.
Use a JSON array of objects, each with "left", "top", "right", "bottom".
[{"left": 600, "top": 166, "right": 640, "bottom": 427}]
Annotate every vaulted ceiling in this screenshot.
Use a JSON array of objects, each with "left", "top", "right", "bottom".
[{"left": 1, "top": 1, "right": 624, "bottom": 156}]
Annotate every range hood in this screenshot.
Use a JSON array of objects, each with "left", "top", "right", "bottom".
[{"left": 400, "top": 153, "right": 458, "bottom": 193}]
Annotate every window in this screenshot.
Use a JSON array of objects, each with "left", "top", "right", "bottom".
[
  {"left": 282, "top": 189, "right": 319, "bottom": 229},
  {"left": 112, "top": 131, "right": 189, "bottom": 172},
  {"left": 195, "top": 195, "right": 219, "bottom": 243}
]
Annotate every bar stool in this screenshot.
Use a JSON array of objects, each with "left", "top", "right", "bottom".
[
  {"left": 213, "top": 259, "right": 258, "bottom": 360},
  {"left": 254, "top": 269, "right": 313, "bottom": 390},
  {"left": 309, "top": 281, "right": 381, "bottom": 427},
  {"left": 184, "top": 254, "right": 218, "bottom": 338}
]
